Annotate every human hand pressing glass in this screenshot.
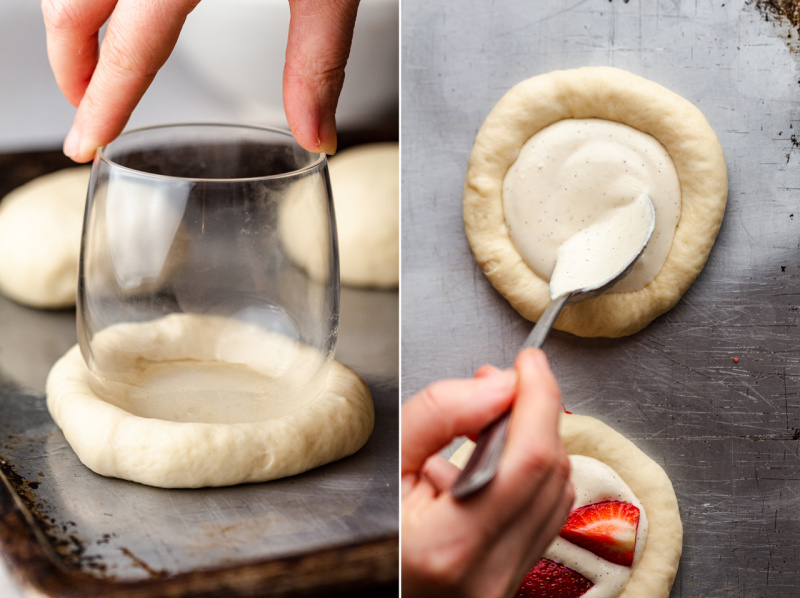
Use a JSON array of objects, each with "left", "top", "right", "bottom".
[
  {"left": 401, "top": 348, "right": 575, "bottom": 597},
  {"left": 41, "top": 0, "right": 359, "bottom": 162}
]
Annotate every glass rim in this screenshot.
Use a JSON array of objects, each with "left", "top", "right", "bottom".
[{"left": 95, "top": 123, "right": 327, "bottom": 183}]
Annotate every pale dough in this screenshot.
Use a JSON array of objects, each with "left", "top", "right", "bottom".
[
  {"left": 0, "top": 168, "right": 90, "bottom": 308},
  {"left": 463, "top": 67, "right": 728, "bottom": 337},
  {"left": 451, "top": 413, "right": 682, "bottom": 598},
  {"left": 329, "top": 143, "right": 399, "bottom": 288},
  {"left": 46, "top": 313, "right": 374, "bottom": 488}
]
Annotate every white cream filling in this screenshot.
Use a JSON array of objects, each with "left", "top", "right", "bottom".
[
  {"left": 549, "top": 194, "right": 654, "bottom": 299},
  {"left": 502, "top": 118, "right": 681, "bottom": 293},
  {"left": 543, "top": 455, "right": 649, "bottom": 598}
]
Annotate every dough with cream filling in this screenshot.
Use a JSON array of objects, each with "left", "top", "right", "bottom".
[
  {"left": 46, "top": 313, "right": 374, "bottom": 488},
  {"left": 463, "top": 67, "right": 728, "bottom": 337},
  {"left": 0, "top": 168, "right": 90, "bottom": 308},
  {"left": 451, "top": 413, "right": 682, "bottom": 598}
]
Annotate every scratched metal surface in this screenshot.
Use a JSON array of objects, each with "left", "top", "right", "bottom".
[
  {"left": 0, "top": 280, "right": 398, "bottom": 589},
  {"left": 401, "top": 1, "right": 800, "bottom": 596}
]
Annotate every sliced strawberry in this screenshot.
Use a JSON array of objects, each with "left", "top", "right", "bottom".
[
  {"left": 517, "top": 558, "right": 593, "bottom": 598},
  {"left": 560, "top": 500, "right": 640, "bottom": 566}
]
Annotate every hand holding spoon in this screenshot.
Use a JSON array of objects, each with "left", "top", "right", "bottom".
[{"left": 451, "top": 194, "right": 656, "bottom": 500}]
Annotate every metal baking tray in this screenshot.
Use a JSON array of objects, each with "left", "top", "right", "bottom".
[
  {"left": 0, "top": 150, "right": 399, "bottom": 597},
  {"left": 401, "top": 0, "right": 800, "bottom": 595}
]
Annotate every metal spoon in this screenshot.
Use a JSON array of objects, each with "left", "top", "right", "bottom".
[{"left": 451, "top": 194, "right": 656, "bottom": 500}]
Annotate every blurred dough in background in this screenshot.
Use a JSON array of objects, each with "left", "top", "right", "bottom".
[
  {"left": 329, "top": 143, "right": 399, "bottom": 289},
  {"left": 0, "top": 168, "right": 90, "bottom": 309}
]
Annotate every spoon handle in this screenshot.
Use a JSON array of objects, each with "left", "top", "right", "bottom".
[
  {"left": 450, "top": 294, "right": 570, "bottom": 500},
  {"left": 521, "top": 293, "right": 570, "bottom": 350}
]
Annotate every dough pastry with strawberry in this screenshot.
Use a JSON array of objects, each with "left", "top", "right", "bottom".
[{"left": 451, "top": 413, "right": 682, "bottom": 598}]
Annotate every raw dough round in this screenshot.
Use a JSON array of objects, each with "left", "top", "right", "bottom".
[
  {"left": 0, "top": 168, "right": 90, "bottom": 308},
  {"left": 329, "top": 143, "right": 399, "bottom": 288},
  {"left": 451, "top": 413, "right": 682, "bottom": 598},
  {"left": 46, "top": 314, "right": 374, "bottom": 488},
  {"left": 463, "top": 67, "right": 728, "bottom": 337}
]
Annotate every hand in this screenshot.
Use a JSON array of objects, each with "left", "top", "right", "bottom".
[
  {"left": 41, "top": 0, "right": 360, "bottom": 162},
  {"left": 401, "top": 349, "right": 575, "bottom": 598}
]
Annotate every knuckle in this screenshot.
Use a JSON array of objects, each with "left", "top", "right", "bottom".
[
  {"left": 41, "top": 0, "right": 80, "bottom": 32},
  {"left": 288, "top": 48, "right": 348, "bottom": 88},
  {"left": 406, "top": 541, "right": 473, "bottom": 590},
  {"left": 554, "top": 449, "right": 572, "bottom": 481},
  {"left": 100, "top": 38, "right": 146, "bottom": 79},
  {"left": 418, "top": 382, "right": 451, "bottom": 420},
  {"left": 515, "top": 443, "right": 556, "bottom": 479},
  {"left": 411, "top": 382, "right": 456, "bottom": 440}
]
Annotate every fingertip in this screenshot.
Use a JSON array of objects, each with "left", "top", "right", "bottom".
[
  {"left": 318, "top": 113, "right": 338, "bottom": 155},
  {"left": 63, "top": 127, "right": 97, "bottom": 163},
  {"left": 515, "top": 348, "right": 561, "bottom": 406},
  {"left": 517, "top": 347, "right": 551, "bottom": 371},
  {"left": 285, "top": 107, "right": 322, "bottom": 154},
  {"left": 286, "top": 102, "right": 337, "bottom": 155},
  {"left": 73, "top": 147, "right": 98, "bottom": 164},
  {"left": 63, "top": 127, "right": 79, "bottom": 161}
]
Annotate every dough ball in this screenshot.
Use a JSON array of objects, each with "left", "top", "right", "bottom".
[
  {"left": 329, "top": 143, "right": 399, "bottom": 288},
  {"left": 0, "top": 168, "right": 90, "bottom": 308}
]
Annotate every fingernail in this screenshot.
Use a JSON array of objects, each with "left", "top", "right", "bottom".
[
  {"left": 474, "top": 364, "right": 500, "bottom": 378},
  {"left": 63, "top": 127, "right": 80, "bottom": 159},
  {"left": 318, "top": 113, "right": 338, "bottom": 155}
]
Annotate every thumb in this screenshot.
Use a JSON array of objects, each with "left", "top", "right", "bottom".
[
  {"left": 401, "top": 369, "right": 518, "bottom": 476},
  {"left": 283, "top": 0, "right": 360, "bottom": 155}
]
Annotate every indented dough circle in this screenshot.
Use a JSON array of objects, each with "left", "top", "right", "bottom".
[
  {"left": 463, "top": 67, "right": 728, "bottom": 337},
  {"left": 46, "top": 314, "right": 375, "bottom": 488},
  {"left": 329, "top": 143, "right": 399, "bottom": 288},
  {"left": 0, "top": 168, "right": 91, "bottom": 308},
  {"left": 450, "top": 413, "right": 682, "bottom": 598}
]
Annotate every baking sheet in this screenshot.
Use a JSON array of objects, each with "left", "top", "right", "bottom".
[
  {"left": 0, "top": 152, "right": 399, "bottom": 596},
  {"left": 401, "top": 0, "right": 800, "bottom": 595}
]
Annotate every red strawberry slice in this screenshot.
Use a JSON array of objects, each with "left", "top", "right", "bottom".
[
  {"left": 560, "top": 500, "right": 640, "bottom": 566},
  {"left": 517, "top": 558, "right": 593, "bottom": 598}
]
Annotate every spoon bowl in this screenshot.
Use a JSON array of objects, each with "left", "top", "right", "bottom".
[{"left": 451, "top": 194, "right": 656, "bottom": 500}]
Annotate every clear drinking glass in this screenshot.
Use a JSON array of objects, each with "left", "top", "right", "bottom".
[{"left": 78, "top": 124, "right": 338, "bottom": 424}]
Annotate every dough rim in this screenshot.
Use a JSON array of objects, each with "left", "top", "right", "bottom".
[
  {"left": 463, "top": 67, "right": 728, "bottom": 337},
  {"left": 46, "top": 345, "right": 375, "bottom": 488},
  {"left": 450, "top": 413, "right": 682, "bottom": 598}
]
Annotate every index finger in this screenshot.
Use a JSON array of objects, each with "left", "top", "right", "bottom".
[
  {"left": 401, "top": 369, "right": 518, "bottom": 476},
  {"left": 495, "top": 348, "right": 568, "bottom": 503},
  {"left": 501, "top": 349, "right": 562, "bottom": 470},
  {"left": 62, "top": 0, "right": 200, "bottom": 162}
]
